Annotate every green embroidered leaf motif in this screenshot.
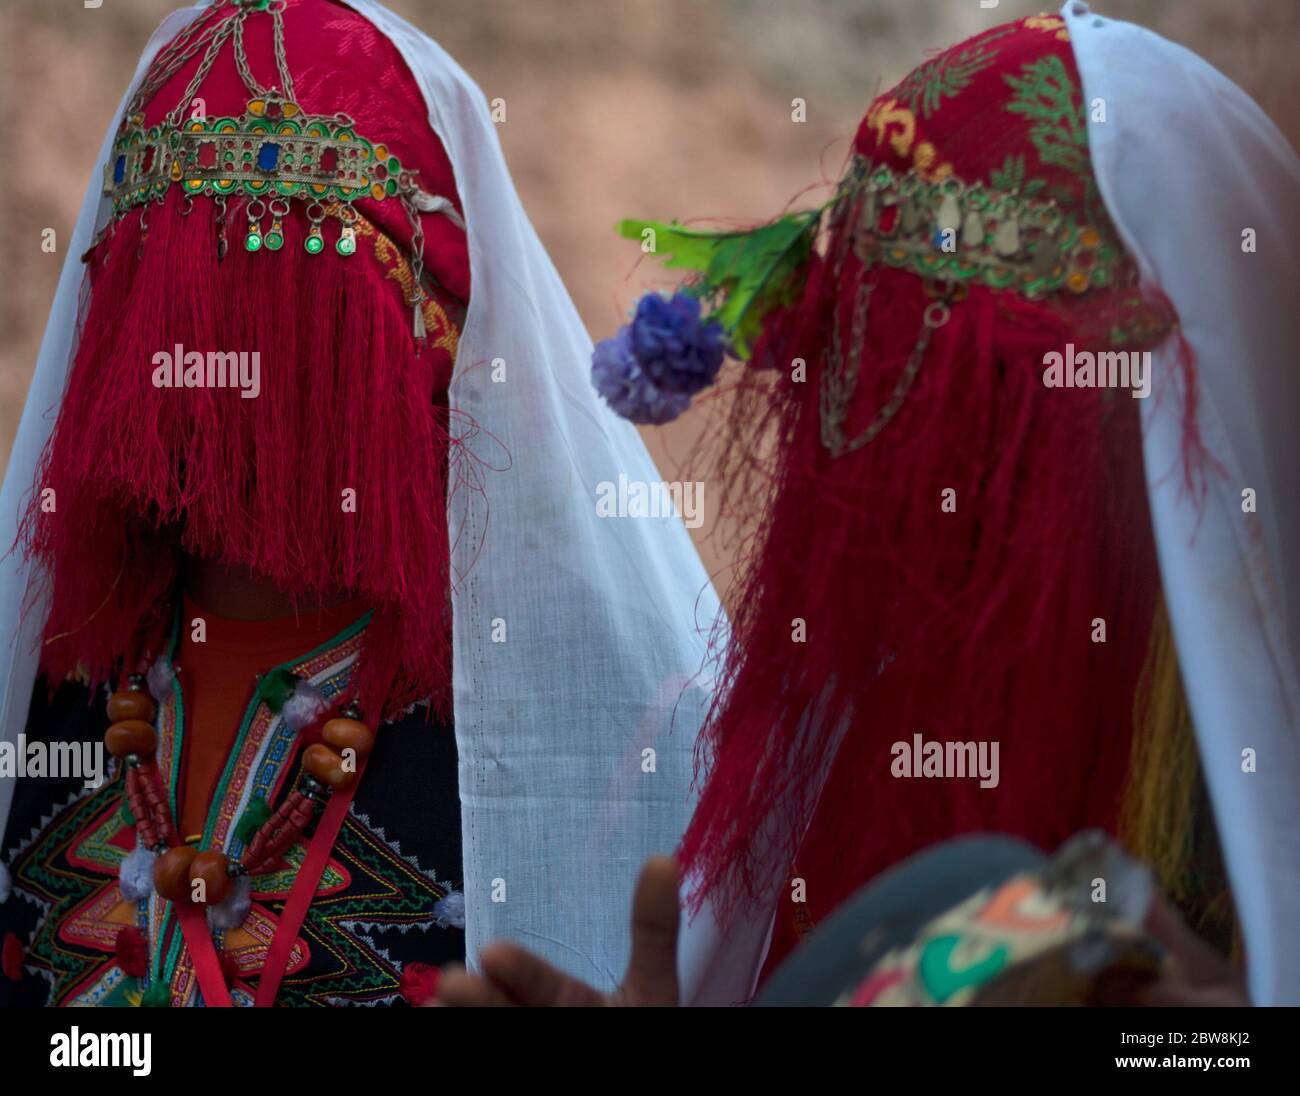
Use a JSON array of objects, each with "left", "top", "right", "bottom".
[
  {"left": 617, "top": 212, "right": 820, "bottom": 359},
  {"left": 988, "top": 154, "right": 1046, "bottom": 198},
  {"left": 895, "top": 25, "right": 1015, "bottom": 119},
  {"left": 1003, "top": 55, "right": 1090, "bottom": 181}
]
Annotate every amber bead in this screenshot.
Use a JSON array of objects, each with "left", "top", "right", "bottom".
[
  {"left": 107, "top": 690, "right": 155, "bottom": 722},
  {"left": 321, "top": 717, "right": 375, "bottom": 758},
  {"left": 302, "top": 743, "right": 355, "bottom": 789},
  {"left": 154, "top": 845, "right": 199, "bottom": 903},
  {"left": 105, "top": 719, "right": 157, "bottom": 758},
  {"left": 189, "top": 850, "right": 232, "bottom": 906}
]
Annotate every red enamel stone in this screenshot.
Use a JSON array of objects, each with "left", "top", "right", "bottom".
[
  {"left": 877, "top": 204, "right": 899, "bottom": 234},
  {"left": 266, "top": 100, "right": 282, "bottom": 119},
  {"left": 320, "top": 147, "right": 338, "bottom": 174},
  {"left": 198, "top": 141, "right": 218, "bottom": 169},
  {"left": 141, "top": 146, "right": 156, "bottom": 174}
]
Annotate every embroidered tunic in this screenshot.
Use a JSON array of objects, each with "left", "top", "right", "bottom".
[{"left": 0, "top": 616, "right": 463, "bottom": 1007}]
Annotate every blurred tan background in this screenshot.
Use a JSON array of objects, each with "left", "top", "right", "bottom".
[{"left": 2, "top": 0, "right": 1297, "bottom": 594}]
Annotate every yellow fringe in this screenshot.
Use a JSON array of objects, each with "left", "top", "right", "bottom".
[{"left": 1119, "top": 598, "right": 1200, "bottom": 903}]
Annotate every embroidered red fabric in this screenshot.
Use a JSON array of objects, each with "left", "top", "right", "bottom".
[
  {"left": 678, "top": 15, "right": 1206, "bottom": 979},
  {"left": 23, "top": 0, "right": 470, "bottom": 716}
]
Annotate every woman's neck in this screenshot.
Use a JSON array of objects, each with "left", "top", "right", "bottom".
[{"left": 181, "top": 557, "right": 352, "bottom": 621}]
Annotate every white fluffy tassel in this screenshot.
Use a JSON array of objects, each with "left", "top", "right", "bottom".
[
  {"left": 433, "top": 890, "right": 465, "bottom": 929},
  {"left": 0, "top": 860, "right": 12, "bottom": 904},
  {"left": 119, "top": 845, "right": 157, "bottom": 902},
  {"left": 282, "top": 680, "right": 328, "bottom": 731},
  {"left": 208, "top": 874, "right": 252, "bottom": 930},
  {"left": 146, "top": 657, "right": 176, "bottom": 705}
]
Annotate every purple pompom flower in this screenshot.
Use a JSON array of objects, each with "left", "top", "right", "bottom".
[
  {"left": 629, "top": 291, "right": 726, "bottom": 397},
  {"left": 592, "top": 326, "right": 691, "bottom": 425}
]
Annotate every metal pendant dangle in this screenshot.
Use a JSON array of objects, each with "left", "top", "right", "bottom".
[
  {"left": 136, "top": 205, "right": 149, "bottom": 260},
  {"left": 264, "top": 198, "right": 289, "bottom": 251},
  {"left": 336, "top": 204, "right": 357, "bottom": 257},
  {"left": 214, "top": 196, "right": 228, "bottom": 261},
  {"left": 244, "top": 198, "right": 267, "bottom": 252},
  {"left": 304, "top": 201, "right": 325, "bottom": 255}
]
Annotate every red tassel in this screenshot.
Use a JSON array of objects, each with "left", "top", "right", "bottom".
[
  {"left": 20, "top": 189, "right": 455, "bottom": 718},
  {"left": 115, "top": 925, "right": 149, "bottom": 977},
  {"left": 680, "top": 250, "right": 1205, "bottom": 969},
  {"left": 399, "top": 961, "right": 441, "bottom": 1006},
  {"left": 1, "top": 932, "right": 24, "bottom": 981}
]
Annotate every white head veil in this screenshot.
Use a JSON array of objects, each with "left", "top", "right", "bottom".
[
  {"left": 1065, "top": 1, "right": 1300, "bottom": 1005},
  {"left": 0, "top": 0, "right": 752, "bottom": 1003}
]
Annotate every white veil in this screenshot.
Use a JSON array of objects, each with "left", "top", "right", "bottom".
[
  {"left": 1066, "top": 1, "right": 1300, "bottom": 1005},
  {"left": 0, "top": 0, "right": 752, "bottom": 1003},
  {"left": 0, "top": 5, "right": 208, "bottom": 849}
]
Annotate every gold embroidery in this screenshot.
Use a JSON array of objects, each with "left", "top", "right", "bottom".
[
  {"left": 864, "top": 98, "right": 953, "bottom": 181},
  {"left": 333, "top": 206, "right": 460, "bottom": 358},
  {"left": 1025, "top": 15, "right": 1070, "bottom": 41}
]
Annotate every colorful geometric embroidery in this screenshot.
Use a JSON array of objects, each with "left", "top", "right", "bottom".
[{"left": 2, "top": 618, "right": 463, "bottom": 1008}]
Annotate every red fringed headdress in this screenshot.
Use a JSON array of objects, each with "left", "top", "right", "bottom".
[
  {"left": 655, "top": 16, "right": 1206, "bottom": 961},
  {"left": 19, "top": 0, "right": 470, "bottom": 718}
]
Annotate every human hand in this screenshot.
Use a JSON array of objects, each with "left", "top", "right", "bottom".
[{"left": 433, "top": 854, "right": 681, "bottom": 1007}]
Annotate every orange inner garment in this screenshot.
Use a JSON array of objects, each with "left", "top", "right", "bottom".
[{"left": 174, "top": 594, "right": 368, "bottom": 838}]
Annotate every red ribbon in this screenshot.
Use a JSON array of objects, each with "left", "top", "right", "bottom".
[
  {"left": 174, "top": 898, "right": 234, "bottom": 1008},
  {"left": 254, "top": 758, "right": 367, "bottom": 1007}
]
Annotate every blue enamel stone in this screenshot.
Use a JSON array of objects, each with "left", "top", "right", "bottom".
[
  {"left": 257, "top": 142, "right": 281, "bottom": 172},
  {"left": 113, "top": 155, "right": 126, "bottom": 185}
]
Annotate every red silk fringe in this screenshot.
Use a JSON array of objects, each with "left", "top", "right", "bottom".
[
  {"left": 680, "top": 247, "right": 1204, "bottom": 945},
  {"left": 20, "top": 192, "right": 454, "bottom": 718}
]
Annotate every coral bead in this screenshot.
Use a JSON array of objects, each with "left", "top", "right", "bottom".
[
  {"left": 108, "top": 690, "right": 155, "bottom": 722},
  {"left": 153, "top": 846, "right": 199, "bottom": 903},
  {"left": 321, "top": 717, "right": 374, "bottom": 758},
  {"left": 105, "top": 719, "right": 158, "bottom": 758},
  {"left": 189, "top": 851, "right": 232, "bottom": 906},
  {"left": 302, "top": 743, "right": 356, "bottom": 789}
]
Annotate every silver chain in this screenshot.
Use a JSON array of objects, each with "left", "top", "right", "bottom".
[
  {"left": 129, "top": 2, "right": 296, "bottom": 129},
  {"left": 129, "top": 8, "right": 231, "bottom": 117},
  {"left": 819, "top": 187, "right": 951, "bottom": 457},
  {"left": 165, "top": 16, "right": 240, "bottom": 127},
  {"left": 271, "top": 3, "right": 296, "bottom": 100},
  {"left": 402, "top": 193, "right": 428, "bottom": 338}
]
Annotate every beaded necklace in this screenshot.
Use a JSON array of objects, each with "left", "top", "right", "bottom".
[{"left": 104, "top": 673, "right": 375, "bottom": 1005}]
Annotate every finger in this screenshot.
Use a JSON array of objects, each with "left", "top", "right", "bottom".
[
  {"left": 435, "top": 964, "right": 519, "bottom": 1007},
  {"left": 620, "top": 854, "right": 681, "bottom": 1006},
  {"left": 1142, "top": 895, "right": 1237, "bottom": 988},
  {"left": 479, "top": 941, "right": 607, "bottom": 1007}
]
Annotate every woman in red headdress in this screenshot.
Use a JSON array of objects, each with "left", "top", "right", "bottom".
[
  {"left": 0, "top": 0, "right": 474, "bottom": 1008},
  {"left": 571, "top": 10, "right": 1246, "bottom": 1001}
]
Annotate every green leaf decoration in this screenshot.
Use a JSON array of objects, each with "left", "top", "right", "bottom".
[{"left": 617, "top": 211, "right": 821, "bottom": 359}]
